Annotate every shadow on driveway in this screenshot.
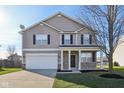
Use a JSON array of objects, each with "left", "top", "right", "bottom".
[{"left": 26, "top": 69, "right": 57, "bottom": 78}]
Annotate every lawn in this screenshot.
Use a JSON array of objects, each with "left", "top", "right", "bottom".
[
  {"left": 0, "top": 68, "right": 22, "bottom": 75},
  {"left": 53, "top": 66, "right": 124, "bottom": 88}
]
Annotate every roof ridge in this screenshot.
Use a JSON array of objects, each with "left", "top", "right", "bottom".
[{"left": 19, "top": 12, "right": 86, "bottom": 34}]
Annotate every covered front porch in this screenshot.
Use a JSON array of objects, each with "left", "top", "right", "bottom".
[{"left": 59, "top": 47, "right": 104, "bottom": 71}]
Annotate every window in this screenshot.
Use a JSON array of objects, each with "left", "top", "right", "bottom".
[
  {"left": 81, "top": 53, "right": 92, "bottom": 62},
  {"left": 84, "top": 34, "right": 90, "bottom": 45},
  {"left": 36, "top": 34, "right": 48, "bottom": 45},
  {"left": 64, "top": 34, "right": 71, "bottom": 44},
  {"left": 62, "top": 34, "right": 73, "bottom": 45}
]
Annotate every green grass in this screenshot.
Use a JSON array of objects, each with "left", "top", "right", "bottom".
[
  {"left": 53, "top": 66, "right": 124, "bottom": 88},
  {"left": 0, "top": 68, "right": 22, "bottom": 75}
]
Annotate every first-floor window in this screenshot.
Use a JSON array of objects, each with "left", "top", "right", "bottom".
[
  {"left": 81, "top": 52, "right": 92, "bottom": 62},
  {"left": 36, "top": 34, "right": 48, "bottom": 45}
]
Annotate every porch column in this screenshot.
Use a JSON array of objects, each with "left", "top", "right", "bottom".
[
  {"left": 100, "top": 51, "right": 103, "bottom": 69},
  {"left": 22, "top": 53, "right": 24, "bottom": 64},
  {"left": 68, "top": 50, "right": 71, "bottom": 70},
  {"left": 61, "top": 50, "right": 63, "bottom": 70},
  {"left": 78, "top": 50, "right": 81, "bottom": 70}
]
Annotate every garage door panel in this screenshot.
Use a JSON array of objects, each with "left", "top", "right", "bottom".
[{"left": 25, "top": 54, "right": 57, "bottom": 69}]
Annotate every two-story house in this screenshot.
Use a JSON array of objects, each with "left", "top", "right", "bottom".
[{"left": 19, "top": 12, "right": 100, "bottom": 71}]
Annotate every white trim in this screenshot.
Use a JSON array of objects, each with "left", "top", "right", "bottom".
[
  {"left": 59, "top": 47, "right": 100, "bottom": 51},
  {"left": 100, "top": 51, "right": 104, "bottom": 69},
  {"left": 61, "top": 50, "right": 63, "bottom": 70},
  {"left": 41, "top": 22, "right": 62, "bottom": 32},
  {"left": 23, "top": 47, "right": 100, "bottom": 51},
  {"left": 59, "top": 31, "right": 78, "bottom": 33},
  {"left": 19, "top": 31, "right": 24, "bottom": 34},
  {"left": 22, "top": 48, "right": 59, "bottom": 51},
  {"left": 68, "top": 50, "right": 71, "bottom": 70},
  {"left": 26, "top": 53, "right": 58, "bottom": 56},
  {"left": 21, "top": 34, "right": 23, "bottom": 64},
  {"left": 22, "top": 55, "right": 24, "bottom": 64},
  {"left": 78, "top": 50, "right": 81, "bottom": 70},
  {"left": 75, "top": 28, "right": 85, "bottom": 32}
]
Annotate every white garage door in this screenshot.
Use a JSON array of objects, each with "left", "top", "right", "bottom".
[{"left": 25, "top": 53, "right": 58, "bottom": 69}]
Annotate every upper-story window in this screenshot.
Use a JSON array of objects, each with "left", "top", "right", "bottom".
[
  {"left": 81, "top": 34, "right": 92, "bottom": 45},
  {"left": 36, "top": 34, "right": 47, "bottom": 45},
  {"left": 62, "top": 34, "right": 73, "bottom": 45},
  {"left": 84, "top": 34, "right": 90, "bottom": 45},
  {"left": 64, "top": 34, "right": 70, "bottom": 44},
  {"left": 33, "top": 34, "right": 50, "bottom": 45}
]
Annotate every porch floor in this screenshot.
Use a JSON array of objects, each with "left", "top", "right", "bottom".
[
  {"left": 57, "top": 68, "right": 107, "bottom": 74},
  {"left": 57, "top": 71, "right": 81, "bottom": 74}
]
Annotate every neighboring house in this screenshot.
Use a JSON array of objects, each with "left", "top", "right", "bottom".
[
  {"left": 0, "top": 53, "right": 23, "bottom": 68},
  {"left": 8, "top": 53, "right": 22, "bottom": 67},
  {"left": 97, "top": 57, "right": 108, "bottom": 66},
  {"left": 19, "top": 12, "right": 101, "bottom": 71},
  {"left": 8, "top": 53, "right": 22, "bottom": 62},
  {"left": 113, "top": 37, "right": 124, "bottom": 66},
  {"left": 97, "top": 57, "right": 108, "bottom": 62}
]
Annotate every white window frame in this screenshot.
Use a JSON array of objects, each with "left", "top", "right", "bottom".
[
  {"left": 36, "top": 34, "right": 48, "bottom": 45},
  {"left": 81, "top": 52, "right": 92, "bottom": 62},
  {"left": 84, "top": 34, "right": 90, "bottom": 45},
  {"left": 64, "top": 34, "right": 71, "bottom": 45}
]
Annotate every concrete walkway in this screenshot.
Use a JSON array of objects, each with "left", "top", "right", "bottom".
[{"left": 0, "top": 70, "right": 56, "bottom": 88}]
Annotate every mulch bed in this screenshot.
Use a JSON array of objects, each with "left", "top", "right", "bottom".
[
  {"left": 99, "top": 73, "right": 124, "bottom": 79},
  {"left": 80, "top": 70, "right": 108, "bottom": 73},
  {"left": 57, "top": 69, "right": 72, "bottom": 72}
]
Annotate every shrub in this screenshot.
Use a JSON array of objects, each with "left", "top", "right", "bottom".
[
  {"left": 114, "top": 61, "right": 120, "bottom": 66},
  {"left": 0, "top": 64, "right": 1, "bottom": 70}
]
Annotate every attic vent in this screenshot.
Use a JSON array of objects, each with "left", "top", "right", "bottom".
[
  {"left": 57, "top": 15, "right": 62, "bottom": 17},
  {"left": 40, "top": 24, "right": 44, "bottom": 26}
]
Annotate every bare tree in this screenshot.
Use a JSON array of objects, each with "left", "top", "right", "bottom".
[
  {"left": 79, "top": 5, "right": 124, "bottom": 72},
  {"left": 7, "top": 45, "right": 16, "bottom": 56}
]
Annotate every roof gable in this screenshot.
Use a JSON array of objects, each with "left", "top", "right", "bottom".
[
  {"left": 19, "top": 12, "right": 89, "bottom": 34},
  {"left": 44, "top": 13, "right": 84, "bottom": 31},
  {"left": 43, "top": 12, "right": 84, "bottom": 26}
]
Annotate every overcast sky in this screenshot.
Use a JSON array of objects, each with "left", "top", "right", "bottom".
[{"left": 0, "top": 5, "right": 80, "bottom": 58}]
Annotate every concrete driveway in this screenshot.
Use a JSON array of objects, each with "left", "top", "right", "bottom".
[{"left": 0, "top": 69, "right": 56, "bottom": 88}]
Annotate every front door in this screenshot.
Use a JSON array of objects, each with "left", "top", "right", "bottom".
[{"left": 71, "top": 55, "right": 76, "bottom": 67}]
